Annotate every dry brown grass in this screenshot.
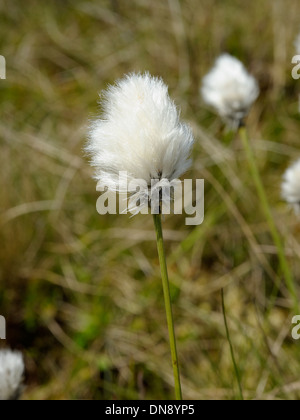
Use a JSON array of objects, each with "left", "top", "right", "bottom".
[{"left": 1, "top": 0, "right": 300, "bottom": 400}]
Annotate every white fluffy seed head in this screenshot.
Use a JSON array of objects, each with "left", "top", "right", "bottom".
[
  {"left": 282, "top": 159, "right": 300, "bottom": 215},
  {"left": 0, "top": 349, "right": 24, "bottom": 400},
  {"left": 201, "top": 54, "right": 260, "bottom": 127},
  {"left": 86, "top": 73, "right": 194, "bottom": 199}
]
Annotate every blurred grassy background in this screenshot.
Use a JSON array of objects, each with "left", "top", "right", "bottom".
[{"left": 1, "top": 0, "right": 300, "bottom": 400}]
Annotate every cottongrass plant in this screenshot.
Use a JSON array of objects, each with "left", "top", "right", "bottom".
[
  {"left": 282, "top": 159, "right": 300, "bottom": 215},
  {"left": 0, "top": 349, "right": 24, "bottom": 400},
  {"left": 202, "top": 54, "right": 297, "bottom": 311},
  {"left": 202, "top": 53, "right": 298, "bottom": 395},
  {"left": 86, "top": 72, "right": 195, "bottom": 400},
  {"left": 201, "top": 54, "right": 259, "bottom": 129}
]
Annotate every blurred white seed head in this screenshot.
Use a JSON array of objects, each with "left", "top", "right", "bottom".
[
  {"left": 201, "top": 54, "right": 260, "bottom": 128},
  {"left": 0, "top": 349, "right": 24, "bottom": 400},
  {"left": 86, "top": 72, "right": 194, "bottom": 212},
  {"left": 295, "top": 33, "right": 300, "bottom": 54},
  {"left": 282, "top": 159, "right": 300, "bottom": 215}
]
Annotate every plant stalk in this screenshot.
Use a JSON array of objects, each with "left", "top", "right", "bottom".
[
  {"left": 239, "top": 125, "right": 298, "bottom": 313},
  {"left": 221, "top": 289, "right": 244, "bottom": 401},
  {"left": 153, "top": 213, "right": 182, "bottom": 400}
]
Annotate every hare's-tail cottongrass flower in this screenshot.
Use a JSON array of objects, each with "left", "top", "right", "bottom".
[
  {"left": 203, "top": 56, "right": 298, "bottom": 314},
  {"left": 87, "top": 73, "right": 194, "bottom": 210},
  {"left": 202, "top": 54, "right": 297, "bottom": 311},
  {"left": 201, "top": 54, "right": 259, "bottom": 128},
  {"left": 0, "top": 349, "right": 24, "bottom": 400},
  {"left": 86, "top": 72, "right": 195, "bottom": 399},
  {"left": 282, "top": 159, "right": 300, "bottom": 215}
]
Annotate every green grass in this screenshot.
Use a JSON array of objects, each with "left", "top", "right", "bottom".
[{"left": 1, "top": 0, "right": 300, "bottom": 400}]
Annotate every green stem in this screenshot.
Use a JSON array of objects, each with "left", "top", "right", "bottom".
[
  {"left": 153, "top": 213, "right": 182, "bottom": 400},
  {"left": 221, "top": 289, "right": 244, "bottom": 401},
  {"left": 239, "top": 126, "right": 298, "bottom": 313}
]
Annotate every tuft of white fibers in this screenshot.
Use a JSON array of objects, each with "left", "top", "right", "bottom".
[
  {"left": 295, "top": 33, "right": 300, "bottom": 54},
  {"left": 201, "top": 54, "right": 260, "bottom": 127},
  {"left": 282, "top": 159, "right": 300, "bottom": 215},
  {"left": 0, "top": 349, "right": 24, "bottom": 400},
  {"left": 86, "top": 72, "right": 194, "bottom": 214}
]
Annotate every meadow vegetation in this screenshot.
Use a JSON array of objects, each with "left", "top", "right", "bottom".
[{"left": 1, "top": 0, "right": 300, "bottom": 400}]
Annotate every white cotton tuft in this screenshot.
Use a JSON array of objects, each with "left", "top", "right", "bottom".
[
  {"left": 201, "top": 54, "right": 260, "bottom": 127},
  {"left": 0, "top": 349, "right": 24, "bottom": 400},
  {"left": 282, "top": 159, "right": 300, "bottom": 215},
  {"left": 86, "top": 72, "right": 194, "bottom": 210}
]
